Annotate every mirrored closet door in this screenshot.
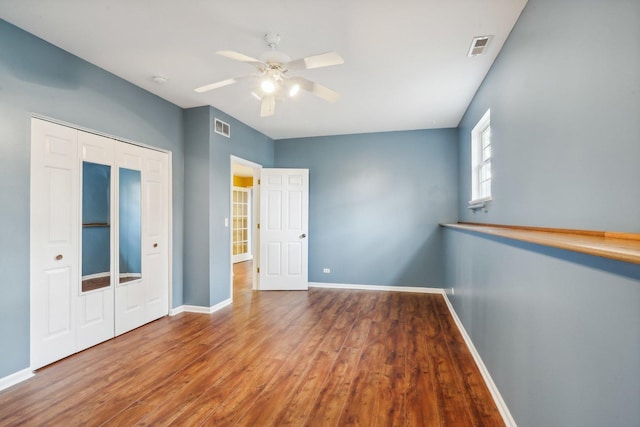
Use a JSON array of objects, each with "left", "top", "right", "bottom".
[{"left": 30, "top": 118, "right": 170, "bottom": 369}]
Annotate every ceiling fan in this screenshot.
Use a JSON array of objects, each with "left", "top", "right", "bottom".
[{"left": 195, "top": 33, "right": 344, "bottom": 117}]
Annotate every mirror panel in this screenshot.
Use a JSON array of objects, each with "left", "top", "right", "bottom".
[
  {"left": 119, "top": 168, "right": 142, "bottom": 284},
  {"left": 81, "top": 162, "right": 111, "bottom": 292}
]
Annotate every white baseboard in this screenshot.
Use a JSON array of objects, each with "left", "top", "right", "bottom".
[
  {"left": 169, "top": 305, "right": 185, "bottom": 316},
  {"left": 309, "top": 282, "right": 445, "bottom": 294},
  {"left": 0, "top": 367, "right": 34, "bottom": 392},
  {"left": 442, "top": 293, "right": 517, "bottom": 427},
  {"left": 170, "top": 298, "right": 232, "bottom": 315}
]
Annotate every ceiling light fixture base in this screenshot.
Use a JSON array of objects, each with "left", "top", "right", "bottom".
[{"left": 264, "top": 33, "right": 281, "bottom": 49}]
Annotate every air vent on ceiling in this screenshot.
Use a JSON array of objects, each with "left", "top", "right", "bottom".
[
  {"left": 214, "top": 118, "right": 231, "bottom": 138},
  {"left": 468, "top": 36, "right": 491, "bottom": 57}
]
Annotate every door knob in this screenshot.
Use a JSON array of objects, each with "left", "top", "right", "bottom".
[
  {"left": 153, "top": 243, "right": 158, "bottom": 248},
  {"left": 300, "top": 233, "right": 306, "bottom": 239},
  {"left": 55, "top": 254, "right": 63, "bottom": 261}
]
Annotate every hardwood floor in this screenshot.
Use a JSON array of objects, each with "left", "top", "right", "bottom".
[{"left": 0, "top": 261, "right": 504, "bottom": 426}]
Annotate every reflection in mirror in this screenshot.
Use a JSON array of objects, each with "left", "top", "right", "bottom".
[
  {"left": 119, "top": 168, "right": 142, "bottom": 284},
  {"left": 82, "top": 162, "right": 111, "bottom": 292}
]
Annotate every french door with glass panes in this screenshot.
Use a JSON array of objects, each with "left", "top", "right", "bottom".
[
  {"left": 232, "top": 187, "right": 252, "bottom": 263},
  {"left": 30, "top": 118, "right": 170, "bottom": 370}
]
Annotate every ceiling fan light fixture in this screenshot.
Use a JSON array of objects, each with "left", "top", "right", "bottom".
[
  {"left": 289, "top": 83, "right": 300, "bottom": 97},
  {"left": 196, "top": 34, "right": 343, "bottom": 117},
  {"left": 261, "top": 79, "right": 276, "bottom": 94}
]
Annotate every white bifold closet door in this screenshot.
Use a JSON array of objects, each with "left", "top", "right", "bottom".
[
  {"left": 77, "top": 131, "right": 116, "bottom": 351},
  {"left": 30, "top": 118, "right": 169, "bottom": 370},
  {"left": 114, "top": 142, "right": 169, "bottom": 335}
]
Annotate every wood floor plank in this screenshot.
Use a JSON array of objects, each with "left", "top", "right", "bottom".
[
  {"left": 304, "top": 346, "right": 363, "bottom": 426},
  {"left": 199, "top": 357, "right": 286, "bottom": 426},
  {"left": 405, "top": 313, "right": 442, "bottom": 427},
  {"left": 432, "top": 295, "right": 507, "bottom": 427},
  {"left": 235, "top": 295, "right": 356, "bottom": 425},
  {"left": 375, "top": 364, "right": 407, "bottom": 426},
  {"left": 274, "top": 349, "right": 339, "bottom": 426},
  {"left": 270, "top": 296, "right": 360, "bottom": 425},
  {"left": 338, "top": 369, "right": 382, "bottom": 426},
  {"left": 0, "top": 262, "right": 506, "bottom": 427}
]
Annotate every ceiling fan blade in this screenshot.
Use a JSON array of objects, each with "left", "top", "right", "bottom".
[
  {"left": 194, "top": 75, "right": 253, "bottom": 93},
  {"left": 286, "top": 52, "right": 344, "bottom": 70},
  {"left": 260, "top": 95, "right": 275, "bottom": 117},
  {"left": 217, "top": 50, "right": 266, "bottom": 67},
  {"left": 288, "top": 77, "right": 341, "bottom": 102}
]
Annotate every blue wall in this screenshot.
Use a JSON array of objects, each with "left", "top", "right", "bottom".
[
  {"left": 457, "top": 0, "right": 640, "bottom": 231},
  {"left": 275, "top": 129, "right": 458, "bottom": 287},
  {"left": 445, "top": 230, "right": 640, "bottom": 427},
  {"left": 0, "top": 19, "right": 184, "bottom": 378},
  {"left": 183, "top": 107, "right": 212, "bottom": 306},
  {"left": 183, "top": 106, "right": 274, "bottom": 307},
  {"left": 447, "top": 1, "right": 640, "bottom": 426}
]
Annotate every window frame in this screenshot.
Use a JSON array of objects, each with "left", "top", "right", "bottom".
[{"left": 470, "top": 109, "right": 492, "bottom": 205}]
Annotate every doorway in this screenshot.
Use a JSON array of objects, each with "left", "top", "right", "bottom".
[
  {"left": 228, "top": 157, "right": 310, "bottom": 295},
  {"left": 230, "top": 156, "right": 261, "bottom": 296}
]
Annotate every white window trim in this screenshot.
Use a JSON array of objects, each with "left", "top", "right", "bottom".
[{"left": 469, "top": 109, "right": 492, "bottom": 206}]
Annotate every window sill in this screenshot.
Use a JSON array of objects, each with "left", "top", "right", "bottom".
[
  {"left": 440, "top": 222, "right": 640, "bottom": 265},
  {"left": 468, "top": 197, "right": 491, "bottom": 211}
]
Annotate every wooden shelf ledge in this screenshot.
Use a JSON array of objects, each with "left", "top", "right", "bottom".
[{"left": 441, "top": 222, "right": 640, "bottom": 265}]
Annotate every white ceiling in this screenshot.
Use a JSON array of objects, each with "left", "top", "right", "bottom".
[{"left": 0, "top": 0, "right": 527, "bottom": 140}]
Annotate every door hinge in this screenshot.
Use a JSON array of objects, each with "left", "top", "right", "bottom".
[
  {"left": 258, "top": 179, "right": 261, "bottom": 185},
  {"left": 257, "top": 267, "right": 260, "bottom": 273},
  {"left": 257, "top": 223, "right": 260, "bottom": 229}
]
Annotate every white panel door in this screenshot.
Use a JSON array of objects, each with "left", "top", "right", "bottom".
[
  {"left": 114, "top": 143, "right": 146, "bottom": 335},
  {"left": 259, "top": 169, "right": 309, "bottom": 290},
  {"left": 30, "top": 119, "right": 79, "bottom": 369},
  {"left": 76, "top": 131, "right": 115, "bottom": 351},
  {"left": 114, "top": 143, "right": 169, "bottom": 334},
  {"left": 141, "top": 149, "right": 169, "bottom": 323}
]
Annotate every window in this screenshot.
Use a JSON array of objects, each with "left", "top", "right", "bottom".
[{"left": 470, "top": 109, "right": 492, "bottom": 204}]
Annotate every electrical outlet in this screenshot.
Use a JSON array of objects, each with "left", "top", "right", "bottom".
[{"left": 323, "top": 268, "right": 331, "bottom": 274}]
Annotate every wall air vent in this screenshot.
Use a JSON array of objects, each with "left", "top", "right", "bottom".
[
  {"left": 214, "top": 118, "right": 231, "bottom": 138},
  {"left": 468, "top": 36, "right": 491, "bottom": 57}
]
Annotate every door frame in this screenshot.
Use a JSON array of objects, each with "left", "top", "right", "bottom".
[{"left": 230, "top": 155, "right": 262, "bottom": 296}]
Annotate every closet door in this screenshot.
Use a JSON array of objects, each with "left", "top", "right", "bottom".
[
  {"left": 114, "top": 143, "right": 146, "bottom": 335},
  {"left": 77, "top": 131, "right": 115, "bottom": 351},
  {"left": 30, "top": 119, "right": 79, "bottom": 370},
  {"left": 31, "top": 118, "right": 171, "bottom": 367},
  {"left": 141, "top": 149, "right": 169, "bottom": 323},
  {"left": 114, "top": 143, "right": 169, "bottom": 334}
]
